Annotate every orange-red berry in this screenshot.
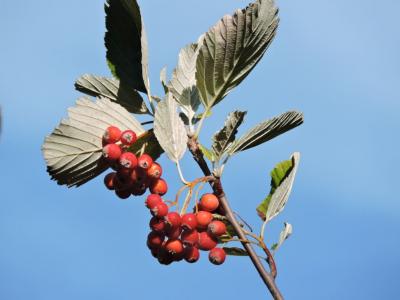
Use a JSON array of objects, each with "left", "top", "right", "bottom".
[
  {"left": 196, "top": 211, "right": 213, "bottom": 229},
  {"left": 151, "top": 202, "right": 169, "bottom": 218},
  {"left": 209, "top": 247, "right": 226, "bottom": 265},
  {"left": 150, "top": 178, "right": 168, "bottom": 196},
  {"left": 145, "top": 194, "right": 162, "bottom": 209},
  {"left": 138, "top": 154, "right": 153, "bottom": 169},
  {"left": 165, "top": 212, "right": 181, "bottom": 229},
  {"left": 198, "top": 231, "right": 217, "bottom": 251},
  {"left": 208, "top": 220, "right": 227, "bottom": 237},
  {"left": 102, "top": 143, "right": 122, "bottom": 162},
  {"left": 181, "top": 229, "right": 199, "bottom": 247},
  {"left": 149, "top": 217, "right": 167, "bottom": 233},
  {"left": 119, "top": 152, "right": 137, "bottom": 169},
  {"left": 165, "top": 239, "right": 184, "bottom": 255},
  {"left": 184, "top": 246, "right": 200, "bottom": 263},
  {"left": 200, "top": 193, "right": 219, "bottom": 212},
  {"left": 146, "top": 162, "right": 162, "bottom": 180},
  {"left": 103, "top": 126, "right": 121, "bottom": 144},
  {"left": 181, "top": 213, "right": 198, "bottom": 231},
  {"left": 120, "top": 130, "right": 137, "bottom": 146}
]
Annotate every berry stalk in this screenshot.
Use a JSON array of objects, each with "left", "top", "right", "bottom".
[{"left": 187, "top": 136, "right": 284, "bottom": 300}]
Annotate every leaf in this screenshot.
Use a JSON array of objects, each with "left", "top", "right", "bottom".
[
  {"left": 223, "top": 247, "right": 248, "bottom": 257},
  {"left": 199, "top": 144, "right": 215, "bottom": 162},
  {"left": 42, "top": 97, "right": 145, "bottom": 187},
  {"left": 154, "top": 93, "right": 188, "bottom": 163},
  {"left": 229, "top": 111, "right": 303, "bottom": 154},
  {"left": 257, "top": 152, "right": 300, "bottom": 221},
  {"left": 127, "top": 129, "right": 164, "bottom": 160},
  {"left": 169, "top": 44, "right": 201, "bottom": 122},
  {"left": 271, "top": 222, "right": 293, "bottom": 252},
  {"left": 196, "top": 0, "right": 279, "bottom": 109},
  {"left": 74, "top": 74, "right": 150, "bottom": 114},
  {"left": 212, "top": 110, "right": 246, "bottom": 162},
  {"left": 105, "top": 0, "right": 149, "bottom": 93}
]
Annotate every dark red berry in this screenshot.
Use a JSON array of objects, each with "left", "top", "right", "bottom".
[
  {"left": 209, "top": 247, "right": 226, "bottom": 265},
  {"left": 208, "top": 220, "right": 227, "bottom": 237},
  {"left": 196, "top": 211, "right": 213, "bottom": 229},
  {"left": 130, "top": 167, "right": 148, "bottom": 185},
  {"left": 131, "top": 184, "right": 147, "bottom": 196},
  {"left": 115, "top": 188, "right": 131, "bottom": 200},
  {"left": 146, "top": 162, "right": 162, "bottom": 180},
  {"left": 165, "top": 239, "right": 184, "bottom": 255},
  {"left": 138, "top": 154, "right": 153, "bottom": 169},
  {"left": 181, "top": 213, "right": 198, "bottom": 231},
  {"left": 165, "top": 212, "right": 181, "bottom": 229},
  {"left": 181, "top": 229, "right": 199, "bottom": 247},
  {"left": 102, "top": 144, "right": 122, "bottom": 162},
  {"left": 147, "top": 231, "right": 165, "bottom": 249},
  {"left": 200, "top": 193, "right": 219, "bottom": 212},
  {"left": 113, "top": 172, "right": 132, "bottom": 191},
  {"left": 151, "top": 202, "right": 169, "bottom": 218},
  {"left": 150, "top": 178, "right": 168, "bottom": 196},
  {"left": 104, "top": 172, "right": 116, "bottom": 190},
  {"left": 166, "top": 226, "right": 182, "bottom": 240},
  {"left": 119, "top": 152, "right": 138, "bottom": 169},
  {"left": 184, "top": 246, "right": 200, "bottom": 263},
  {"left": 103, "top": 126, "right": 121, "bottom": 144},
  {"left": 198, "top": 231, "right": 217, "bottom": 251},
  {"left": 120, "top": 130, "right": 137, "bottom": 146},
  {"left": 157, "top": 245, "right": 174, "bottom": 265},
  {"left": 145, "top": 194, "right": 162, "bottom": 209},
  {"left": 149, "top": 216, "right": 167, "bottom": 233}
]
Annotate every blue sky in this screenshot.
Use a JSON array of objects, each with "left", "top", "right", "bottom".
[{"left": 1, "top": 0, "right": 399, "bottom": 299}]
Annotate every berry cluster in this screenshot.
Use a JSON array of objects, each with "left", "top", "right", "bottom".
[
  {"left": 101, "top": 126, "right": 167, "bottom": 199},
  {"left": 146, "top": 193, "right": 227, "bottom": 265}
]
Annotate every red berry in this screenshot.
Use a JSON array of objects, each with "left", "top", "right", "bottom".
[
  {"left": 181, "top": 213, "right": 198, "bottom": 231},
  {"left": 103, "top": 126, "right": 121, "bottom": 144},
  {"left": 151, "top": 202, "right": 169, "bottom": 218},
  {"left": 103, "top": 172, "right": 116, "bottom": 190},
  {"left": 181, "top": 229, "right": 199, "bottom": 247},
  {"left": 131, "top": 184, "right": 147, "bottom": 196},
  {"left": 149, "top": 217, "right": 167, "bottom": 233},
  {"left": 115, "top": 188, "right": 131, "bottom": 200},
  {"left": 116, "top": 166, "right": 132, "bottom": 178},
  {"left": 120, "top": 130, "right": 137, "bottom": 146},
  {"left": 200, "top": 193, "right": 219, "bottom": 212},
  {"left": 184, "top": 246, "right": 200, "bottom": 263},
  {"left": 165, "top": 212, "right": 181, "bottom": 229},
  {"left": 157, "top": 245, "right": 174, "bottom": 265},
  {"left": 165, "top": 239, "right": 184, "bottom": 255},
  {"left": 102, "top": 144, "right": 122, "bottom": 162},
  {"left": 150, "top": 178, "right": 168, "bottom": 196},
  {"left": 119, "top": 152, "right": 138, "bottom": 169},
  {"left": 138, "top": 154, "right": 153, "bottom": 169},
  {"left": 145, "top": 194, "right": 162, "bottom": 209},
  {"left": 196, "top": 211, "right": 213, "bottom": 229},
  {"left": 166, "top": 226, "right": 182, "bottom": 240},
  {"left": 146, "top": 162, "right": 162, "bottom": 179},
  {"left": 209, "top": 247, "right": 226, "bottom": 265},
  {"left": 198, "top": 231, "right": 217, "bottom": 251},
  {"left": 208, "top": 220, "right": 227, "bottom": 237},
  {"left": 147, "top": 231, "right": 165, "bottom": 249}
]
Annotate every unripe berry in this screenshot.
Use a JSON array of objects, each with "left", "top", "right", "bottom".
[
  {"left": 165, "top": 212, "right": 181, "bottom": 229},
  {"left": 115, "top": 188, "right": 131, "bottom": 200},
  {"left": 138, "top": 154, "right": 153, "bottom": 169},
  {"left": 149, "top": 216, "right": 167, "bottom": 233},
  {"left": 119, "top": 152, "right": 138, "bottom": 169},
  {"left": 102, "top": 143, "right": 122, "bottom": 162},
  {"left": 208, "top": 220, "right": 227, "bottom": 237},
  {"left": 103, "top": 126, "right": 121, "bottom": 144},
  {"left": 184, "top": 246, "right": 200, "bottom": 263},
  {"left": 151, "top": 202, "right": 169, "bottom": 218},
  {"left": 145, "top": 194, "right": 162, "bottom": 209},
  {"left": 200, "top": 193, "right": 219, "bottom": 212},
  {"left": 166, "top": 226, "right": 182, "bottom": 240},
  {"left": 150, "top": 178, "right": 168, "bottom": 196},
  {"left": 165, "top": 239, "right": 184, "bottom": 255},
  {"left": 147, "top": 231, "right": 165, "bottom": 249},
  {"left": 181, "top": 229, "right": 199, "bottom": 247},
  {"left": 120, "top": 130, "right": 137, "bottom": 146},
  {"left": 209, "top": 247, "right": 226, "bottom": 265},
  {"left": 146, "top": 162, "right": 162, "bottom": 180},
  {"left": 196, "top": 211, "right": 213, "bottom": 229},
  {"left": 104, "top": 172, "right": 116, "bottom": 190},
  {"left": 198, "top": 231, "right": 218, "bottom": 251},
  {"left": 181, "top": 213, "right": 198, "bottom": 231}
]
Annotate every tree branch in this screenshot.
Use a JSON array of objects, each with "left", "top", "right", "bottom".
[{"left": 187, "top": 136, "right": 284, "bottom": 300}]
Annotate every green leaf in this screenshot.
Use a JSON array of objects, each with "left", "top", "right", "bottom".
[
  {"left": 212, "top": 110, "right": 246, "bottom": 162},
  {"left": 196, "top": 0, "right": 279, "bottom": 109},
  {"left": 75, "top": 74, "right": 150, "bottom": 114},
  {"left": 229, "top": 111, "right": 303, "bottom": 154},
  {"left": 105, "top": 0, "right": 149, "bottom": 93},
  {"left": 42, "top": 97, "right": 145, "bottom": 187},
  {"left": 223, "top": 247, "right": 248, "bottom": 257},
  {"left": 169, "top": 44, "right": 202, "bottom": 123},
  {"left": 199, "top": 144, "right": 215, "bottom": 162},
  {"left": 154, "top": 93, "right": 188, "bottom": 163},
  {"left": 128, "top": 129, "right": 164, "bottom": 160},
  {"left": 271, "top": 222, "right": 293, "bottom": 253},
  {"left": 257, "top": 152, "right": 300, "bottom": 221}
]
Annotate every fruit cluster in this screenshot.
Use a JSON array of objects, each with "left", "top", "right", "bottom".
[
  {"left": 101, "top": 126, "right": 167, "bottom": 199},
  {"left": 146, "top": 192, "right": 227, "bottom": 265}
]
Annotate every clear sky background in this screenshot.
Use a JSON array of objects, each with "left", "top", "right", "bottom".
[{"left": 1, "top": 0, "right": 399, "bottom": 299}]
